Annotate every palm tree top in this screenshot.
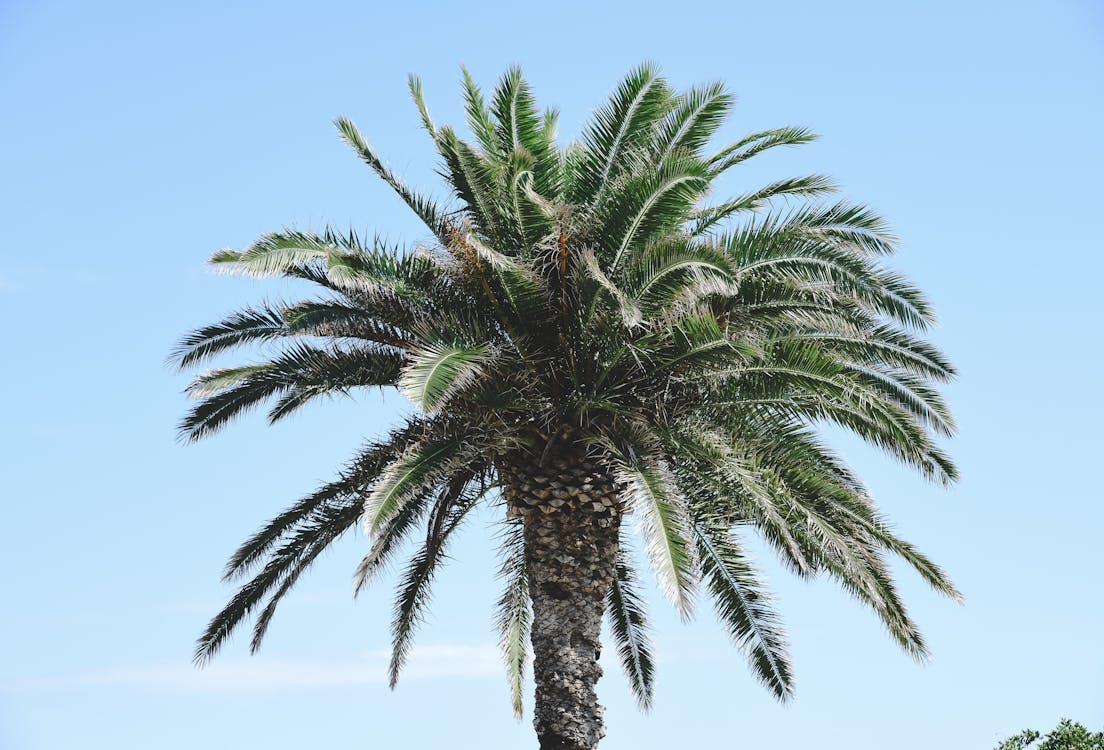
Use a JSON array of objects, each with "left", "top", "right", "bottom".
[{"left": 173, "top": 63, "right": 959, "bottom": 717}]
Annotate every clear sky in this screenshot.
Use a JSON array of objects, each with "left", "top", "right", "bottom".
[{"left": 1, "top": 1, "right": 1101, "bottom": 748}]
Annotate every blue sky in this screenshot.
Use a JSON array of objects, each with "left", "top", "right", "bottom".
[{"left": 1, "top": 1, "right": 1101, "bottom": 747}]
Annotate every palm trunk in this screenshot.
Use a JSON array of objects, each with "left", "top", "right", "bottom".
[{"left": 502, "top": 444, "right": 622, "bottom": 750}]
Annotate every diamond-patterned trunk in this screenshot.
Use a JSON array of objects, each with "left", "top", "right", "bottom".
[{"left": 501, "top": 443, "right": 623, "bottom": 750}]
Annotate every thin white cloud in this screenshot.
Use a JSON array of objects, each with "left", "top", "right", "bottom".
[{"left": 22, "top": 644, "right": 503, "bottom": 694}]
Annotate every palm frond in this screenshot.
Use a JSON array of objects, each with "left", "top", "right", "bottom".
[
  {"left": 824, "top": 498, "right": 963, "bottom": 603},
  {"left": 689, "top": 175, "right": 838, "bottom": 236},
  {"left": 596, "top": 425, "right": 698, "bottom": 619},
  {"left": 704, "top": 341, "right": 957, "bottom": 484},
  {"left": 437, "top": 128, "right": 512, "bottom": 245},
  {"left": 223, "top": 421, "right": 425, "bottom": 582},
  {"left": 637, "top": 313, "right": 751, "bottom": 380},
  {"left": 606, "top": 548, "right": 656, "bottom": 710},
  {"left": 209, "top": 231, "right": 333, "bottom": 277},
  {"left": 334, "top": 115, "right": 449, "bottom": 240},
  {"left": 691, "top": 514, "right": 793, "bottom": 700},
  {"left": 179, "top": 343, "right": 403, "bottom": 441},
  {"left": 706, "top": 126, "right": 818, "bottom": 176},
  {"left": 399, "top": 340, "right": 492, "bottom": 413},
  {"left": 573, "top": 63, "right": 671, "bottom": 204},
  {"left": 352, "top": 481, "right": 437, "bottom": 596},
  {"left": 652, "top": 81, "right": 732, "bottom": 167},
  {"left": 170, "top": 305, "right": 288, "bottom": 370},
  {"left": 623, "top": 239, "right": 735, "bottom": 313},
  {"left": 665, "top": 425, "right": 816, "bottom": 577},
  {"left": 581, "top": 249, "right": 642, "bottom": 328},
  {"left": 194, "top": 500, "right": 360, "bottom": 664},
  {"left": 362, "top": 436, "right": 472, "bottom": 535},
  {"left": 604, "top": 155, "right": 710, "bottom": 271},
  {"left": 489, "top": 66, "right": 557, "bottom": 198},
  {"left": 718, "top": 224, "right": 928, "bottom": 329},
  {"left": 785, "top": 323, "right": 956, "bottom": 381},
  {"left": 495, "top": 518, "right": 531, "bottom": 719},
  {"left": 407, "top": 73, "right": 437, "bottom": 138},
  {"left": 388, "top": 474, "right": 481, "bottom": 687}
]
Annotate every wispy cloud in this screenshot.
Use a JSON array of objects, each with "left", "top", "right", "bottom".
[{"left": 20, "top": 644, "right": 503, "bottom": 694}]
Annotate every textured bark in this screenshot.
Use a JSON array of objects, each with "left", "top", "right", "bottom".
[{"left": 501, "top": 442, "right": 623, "bottom": 750}]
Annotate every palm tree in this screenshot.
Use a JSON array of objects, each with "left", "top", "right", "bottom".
[{"left": 173, "top": 64, "right": 959, "bottom": 750}]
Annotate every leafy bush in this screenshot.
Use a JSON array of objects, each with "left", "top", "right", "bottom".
[{"left": 997, "top": 720, "right": 1104, "bottom": 750}]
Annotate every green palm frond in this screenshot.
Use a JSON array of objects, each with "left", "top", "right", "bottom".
[
  {"left": 495, "top": 518, "right": 531, "bottom": 719},
  {"left": 652, "top": 81, "right": 732, "bottom": 168},
  {"left": 606, "top": 549, "right": 656, "bottom": 710},
  {"left": 778, "top": 201, "right": 901, "bottom": 257},
  {"left": 638, "top": 313, "right": 750, "bottom": 379},
  {"left": 689, "top": 174, "right": 839, "bottom": 236},
  {"left": 718, "top": 229, "right": 924, "bottom": 329},
  {"left": 195, "top": 499, "right": 361, "bottom": 664},
  {"left": 490, "top": 66, "right": 546, "bottom": 168},
  {"left": 209, "top": 230, "right": 334, "bottom": 277},
  {"left": 334, "top": 115, "right": 449, "bottom": 240},
  {"left": 407, "top": 73, "right": 437, "bottom": 138},
  {"left": 223, "top": 422, "right": 424, "bottom": 583},
  {"left": 247, "top": 507, "right": 352, "bottom": 653},
  {"left": 665, "top": 425, "right": 817, "bottom": 577},
  {"left": 604, "top": 155, "right": 710, "bottom": 271},
  {"left": 691, "top": 514, "right": 794, "bottom": 700},
  {"left": 581, "top": 249, "right": 643, "bottom": 328},
  {"left": 437, "top": 128, "right": 511, "bottom": 247},
  {"left": 596, "top": 425, "right": 698, "bottom": 619},
  {"left": 834, "top": 543, "right": 930, "bottom": 660},
  {"left": 399, "top": 340, "right": 492, "bottom": 413},
  {"left": 179, "top": 343, "right": 404, "bottom": 441},
  {"left": 494, "top": 73, "right": 558, "bottom": 200},
  {"left": 573, "top": 63, "right": 671, "bottom": 204},
  {"left": 458, "top": 66, "right": 498, "bottom": 157},
  {"left": 283, "top": 299, "right": 414, "bottom": 349},
  {"left": 706, "top": 126, "right": 818, "bottom": 176},
  {"left": 623, "top": 239, "right": 734, "bottom": 313},
  {"left": 711, "top": 432, "right": 932, "bottom": 658},
  {"left": 362, "top": 436, "right": 473, "bottom": 535},
  {"left": 388, "top": 474, "right": 481, "bottom": 688},
  {"left": 813, "top": 489, "right": 963, "bottom": 603},
  {"left": 169, "top": 305, "right": 289, "bottom": 370},
  {"left": 785, "top": 322, "right": 956, "bottom": 381},
  {"left": 352, "top": 485, "right": 436, "bottom": 597}
]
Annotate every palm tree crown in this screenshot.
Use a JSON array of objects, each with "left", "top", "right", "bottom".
[{"left": 174, "top": 63, "right": 958, "bottom": 732}]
